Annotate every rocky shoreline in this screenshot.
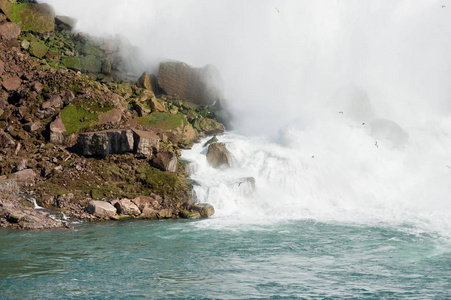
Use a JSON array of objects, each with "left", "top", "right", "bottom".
[{"left": 0, "top": 0, "right": 230, "bottom": 229}]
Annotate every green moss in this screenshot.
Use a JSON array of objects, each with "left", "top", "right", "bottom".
[
  {"left": 136, "top": 166, "right": 191, "bottom": 198},
  {"left": 81, "top": 44, "right": 102, "bottom": 56},
  {"left": 137, "top": 113, "right": 188, "bottom": 130},
  {"left": 60, "top": 104, "right": 98, "bottom": 134},
  {"left": 0, "top": 2, "right": 54, "bottom": 33},
  {"left": 61, "top": 56, "right": 102, "bottom": 73}
]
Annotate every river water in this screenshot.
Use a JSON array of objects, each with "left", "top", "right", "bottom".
[{"left": 1, "top": 218, "right": 450, "bottom": 299}]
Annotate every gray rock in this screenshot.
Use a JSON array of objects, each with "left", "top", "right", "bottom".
[
  {"left": 158, "top": 61, "right": 223, "bottom": 105},
  {"left": 49, "top": 115, "right": 67, "bottom": 145},
  {"left": 87, "top": 200, "right": 117, "bottom": 219},
  {"left": 137, "top": 72, "right": 153, "bottom": 91},
  {"left": 55, "top": 15, "right": 77, "bottom": 30},
  {"left": 9, "top": 169, "right": 36, "bottom": 185},
  {"left": 41, "top": 95, "right": 63, "bottom": 110},
  {"left": 132, "top": 129, "right": 160, "bottom": 157},
  {"left": 77, "top": 129, "right": 134, "bottom": 156},
  {"left": 206, "top": 142, "right": 234, "bottom": 169}
]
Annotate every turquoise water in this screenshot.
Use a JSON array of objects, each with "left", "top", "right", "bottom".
[{"left": 1, "top": 219, "right": 450, "bottom": 299}]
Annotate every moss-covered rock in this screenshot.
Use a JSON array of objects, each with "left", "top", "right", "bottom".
[
  {"left": 29, "top": 41, "right": 48, "bottom": 58},
  {"left": 0, "top": 1, "right": 55, "bottom": 34},
  {"left": 61, "top": 56, "right": 102, "bottom": 73}
]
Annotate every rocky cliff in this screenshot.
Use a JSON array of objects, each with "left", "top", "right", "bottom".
[{"left": 0, "top": 0, "right": 228, "bottom": 229}]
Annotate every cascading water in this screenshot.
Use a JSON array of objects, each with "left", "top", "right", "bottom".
[{"left": 39, "top": 0, "right": 451, "bottom": 238}]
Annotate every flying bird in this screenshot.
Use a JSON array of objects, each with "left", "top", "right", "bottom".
[
  {"left": 275, "top": 7, "right": 280, "bottom": 13},
  {"left": 442, "top": 5, "right": 446, "bottom": 8}
]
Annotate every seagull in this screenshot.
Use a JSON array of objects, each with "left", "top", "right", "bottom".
[
  {"left": 375, "top": 141, "right": 378, "bottom": 148},
  {"left": 275, "top": 7, "right": 280, "bottom": 13},
  {"left": 442, "top": 5, "right": 446, "bottom": 8},
  {"left": 338, "top": 111, "right": 343, "bottom": 114}
]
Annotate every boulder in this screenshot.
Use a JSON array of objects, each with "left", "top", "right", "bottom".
[
  {"left": 41, "top": 95, "right": 63, "bottom": 110},
  {"left": 29, "top": 41, "right": 49, "bottom": 59},
  {"left": 194, "top": 118, "right": 224, "bottom": 135},
  {"left": 9, "top": 169, "right": 36, "bottom": 184},
  {"left": 203, "top": 136, "right": 218, "bottom": 147},
  {"left": 140, "top": 207, "right": 158, "bottom": 219},
  {"left": 55, "top": 15, "right": 77, "bottom": 30},
  {"left": 0, "top": 129, "right": 15, "bottom": 148},
  {"left": 131, "top": 195, "right": 159, "bottom": 211},
  {"left": 230, "top": 177, "right": 256, "bottom": 197},
  {"left": 114, "top": 198, "right": 140, "bottom": 216},
  {"left": 158, "top": 61, "right": 223, "bottom": 105},
  {"left": 133, "top": 101, "right": 150, "bottom": 117},
  {"left": 132, "top": 129, "right": 160, "bottom": 157},
  {"left": 137, "top": 72, "right": 152, "bottom": 91},
  {"left": 149, "top": 97, "right": 166, "bottom": 112},
  {"left": 2, "top": 77, "right": 22, "bottom": 91},
  {"left": 192, "top": 203, "right": 215, "bottom": 218},
  {"left": 206, "top": 142, "right": 234, "bottom": 168},
  {"left": 23, "top": 121, "right": 41, "bottom": 133},
  {"left": 179, "top": 210, "right": 201, "bottom": 219},
  {"left": 61, "top": 56, "right": 101, "bottom": 73},
  {"left": 49, "top": 115, "right": 66, "bottom": 145},
  {"left": 77, "top": 129, "right": 134, "bottom": 156},
  {"left": 87, "top": 200, "right": 117, "bottom": 219},
  {"left": 0, "top": 22, "right": 21, "bottom": 40},
  {"left": 151, "top": 151, "right": 178, "bottom": 173},
  {"left": 157, "top": 209, "right": 173, "bottom": 219},
  {"left": 21, "top": 39, "right": 30, "bottom": 50},
  {"left": 0, "top": 1, "right": 55, "bottom": 34},
  {"left": 98, "top": 108, "right": 122, "bottom": 125}
]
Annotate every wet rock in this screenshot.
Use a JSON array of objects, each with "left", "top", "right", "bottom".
[
  {"left": 230, "top": 177, "right": 256, "bottom": 197},
  {"left": 192, "top": 203, "right": 215, "bottom": 218},
  {"left": 203, "top": 136, "right": 218, "bottom": 147},
  {"left": 151, "top": 151, "right": 178, "bottom": 173},
  {"left": 132, "top": 128, "right": 160, "bottom": 157},
  {"left": 0, "top": 129, "right": 15, "bottom": 148},
  {"left": 206, "top": 142, "right": 234, "bottom": 169},
  {"left": 194, "top": 118, "right": 224, "bottom": 136},
  {"left": 87, "top": 200, "right": 117, "bottom": 219},
  {"left": 158, "top": 61, "right": 223, "bottom": 105},
  {"left": 49, "top": 115, "right": 66, "bottom": 145},
  {"left": 1, "top": 206, "right": 65, "bottom": 230},
  {"left": 0, "top": 1, "right": 55, "bottom": 34},
  {"left": 77, "top": 129, "right": 134, "bottom": 156},
  {"left": 23, "top": 121, "right": 41, "bottom": 133},
  {"left": 0, "top": 22, "right": 21, "bottom": 40},
  {"left": 157, "top": 209, "right": 173, "bottom": 219},
  {"left": 10, "top": 169, "right": 36, "bottom": 184},
  {"left": 179, "top": 210, "right": 201, "bottom": 219},
  {"left": 114, "top": 198, "right": 140, "bottom": 216},
  {"left": 2, "top": 77, "right": 22, "bottom": 91}
]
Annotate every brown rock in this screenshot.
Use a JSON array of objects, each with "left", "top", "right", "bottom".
[
  {"left": 0, "top": 1, "right": 55, "bottom": 34},
  {"left": 149, "top": 96, "right": 166, "bottom": 112},
  {"left": 98, "top": 108, "right": 122, "bottom": 125},
  {"left": 0, "top": 22, "right": 21, "bottom": 40},
  {"left": 32, "top": 82, "right": 43, "bottom": 93},
  {"left": 158, "top": 61, "right": 223, "bottom": 105},
  {"left": 41, "top": 95, "right": 63, "bottom": 110},
  {"left": 23, "top": 121, "right": 41, "bottom": 132},
  {"left": 87, "top": 200, "right": 117, "bottom": 219},
  {"left": 62, "top": 90, "right": 74, "bottom": 105},
  {"left": 137, "top": 72, "right": 152, "bottom": 91},
  {"left": 157, "top": 209, "right": 173, "bottom": 219},
  {"left": 0, "top": 12, "right": 5, "bottom": 23},
  {"left": 192, "top": 203, "right": 215, "bottom": 218},
  {"left": 0, "top": 59, "right": 4, "bottom": 76},
  {"left": 49, "top": 115, "right": 66, "bottom": 145},
  {"left": 132, "top": 129, "right": 160, "bottom": 157},
  {"left": 151, "top": 151, "right": 178, "bottom": 173},
  {"left": 12, "top": 159, "right": 26, "bottom": 172},
  {"left": 0, "top": 129, "right": 15, "bottom": 148},
  {"left": 206, "top": 142, "right": 234, "bottom": 169},
  {"left": 10, "top": 169, "right": 36, "bottom": 184},
  {"left": 2, "top": 77, "right": 22, "bottom": 91},
  {"left": 140, "top": 207, "right": 158, "bottom": 219},
  {"left": 114, "top": 198, "right": 140, "bottom": 216}
]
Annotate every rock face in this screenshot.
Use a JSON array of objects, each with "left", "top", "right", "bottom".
[
  {"left": 206, "top": 142, "right": 234, "bottom": 168},
  {"left": 0, "top": 1, "right": 55, "bottom": 34},
  {"left": 132, "top": 129, "right": 160, "bottom": 157},
  {"left": 158, "top": 61, "right": 223, "bottom": 105},
  {"left": 77, "top": 129, "right": 134, "bottom": 156},
  {"left": 87, "top": 200, "right": 117, "bottom": 219},
  {"left": 0, "top": 22, "right": 21, "bottom": 40},
  {"left": 151, "top": 151, "right": 178, "bottom": 173},
  {"left": 192, "top": 203, "right": 215, "bottom": 218}
]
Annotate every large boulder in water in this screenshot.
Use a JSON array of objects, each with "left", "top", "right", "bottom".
[
  {"left": 114, "top": 198, "right": 140, "bottom": 216},
  {"left": 192, "top": 203, "right": 215, "bottom": 218},
  {"left": 206, "top": 142, "right": 234, "bottom": 169},
  {"left": 0, "top": 1, "right": 55, "bottom": 34},
  {"left": 158, "top": 61, "right": 223, "bottom": 105}
]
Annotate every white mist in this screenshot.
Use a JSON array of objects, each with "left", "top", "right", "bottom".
[{"left": 40, "top": 0, "right": 451, "bottom": 236}]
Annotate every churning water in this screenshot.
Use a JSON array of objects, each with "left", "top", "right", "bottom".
[{"left": 2, "top": 0, "right": 450, "bottom": 298}]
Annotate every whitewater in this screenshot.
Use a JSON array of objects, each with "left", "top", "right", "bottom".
[{"left": 1, "top": 0, "right": 449, "bottom": 298}]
